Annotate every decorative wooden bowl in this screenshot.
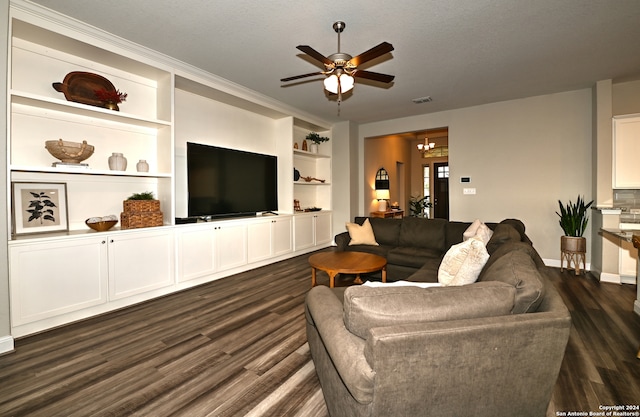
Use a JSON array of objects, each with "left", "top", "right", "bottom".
[
  {"left": 85, "top": 219, "right": 118, "bottom": 232},
  {"left": 46, "top": 139, "right": 95, "bottom": 164}
]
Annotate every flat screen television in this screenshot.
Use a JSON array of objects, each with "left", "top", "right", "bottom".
[{"left": 187, "top": 142, "right": 278, "bottom": 219}]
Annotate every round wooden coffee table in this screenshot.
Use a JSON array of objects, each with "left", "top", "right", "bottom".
[{"left": 308, "top": 251, "right": 387, "bottom": 288}]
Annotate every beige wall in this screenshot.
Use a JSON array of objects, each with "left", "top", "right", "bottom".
[
  {"left": 364, "top": 135, "right": 412, "bottom": 214},
  {"left": 613, "top": 79, "right": 640, "bottom": 116},
  {"left": 359, "top": 89, "right": 593, "bottom": 263}
]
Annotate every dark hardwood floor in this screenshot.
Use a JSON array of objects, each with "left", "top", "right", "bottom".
[{"left": 0, "top": 249, "right": 639, "bottom": 416}]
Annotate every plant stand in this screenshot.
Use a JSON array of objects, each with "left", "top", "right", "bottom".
[{"left": 560, "top": 236, "right": 586, "bottom": 275}]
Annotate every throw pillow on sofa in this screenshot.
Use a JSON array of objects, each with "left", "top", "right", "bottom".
[
  {"left": 346, "top": 218, "right": 379, "bottom": 246},
  {"left": 463, "top": 219, "right": 493, "bottom": 244},
  {"left": 438, "top": 237, "right": 490, "bottom": 286}
]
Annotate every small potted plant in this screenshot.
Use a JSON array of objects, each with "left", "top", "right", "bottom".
[
  {"left": 305, "top": 132, "right": 330, "bottom": 154},
  {"left": 556, "top": 195, "right": 593, "bottom": 272},
  {"left": 94, "top": 88, "right": 128, "bottom": 111},
  {"left": 409, "top": 195, "right": 432, "bottom": 218}
]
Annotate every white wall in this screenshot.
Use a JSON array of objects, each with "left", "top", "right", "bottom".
[
  {"left": 174, "top": 89, "right": 281, "bottom": 218},
  {"left": 0, "top": 1, "right": 11, "bottom": 353},
  {"left": 359, "top": 89, "right": 593, "bottom": 263}
]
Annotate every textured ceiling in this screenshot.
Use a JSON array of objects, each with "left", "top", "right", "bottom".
[{"left": 28, "top": 0, "right": 640, "bottom": 124}]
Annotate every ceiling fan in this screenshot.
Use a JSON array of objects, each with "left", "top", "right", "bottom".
[{"left": 281, "top": 21, "right": 395, "bottom": 105}]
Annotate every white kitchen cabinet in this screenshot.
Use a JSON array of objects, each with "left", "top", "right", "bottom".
[
  {"left": 9, "top": 236, "right": 108, "bottom": 327},
  {"left": 248, "top": 216, "right": 293, "bottom": 263},
  {"left": 215, "top": 222, "right": 248, "bottom": 271},
  {"left": 107, "top": 229, "right": 175, "bottom": 300},
  {"left": 294, "top": 211, "right": 332, "bottom": 251},
  {"left": 176, "top": 221, "right": 248, "bottom": 282},
  {"left": 176, "top": 225, "right": 217, "bottom": 282},
  {"left": 613, "top": 114, "right": 640, "bottom": 188},
  {"left": 9, "top": 227, "right": 174, "bottom": 331},
  {"left": 619, "top": 239, "right": 638, "bottom": 282}
]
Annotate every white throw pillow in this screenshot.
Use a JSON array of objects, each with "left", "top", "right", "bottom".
[
  {"left": 346, "top": 218, "right": 379, "bottom": 246},
  {"left": 438, "top": 237, "right": 490, "bottom": 286},
  {"left": 463, "top": 219, "right": 482, "bottom": 241},
  {"left": 463, "top": 219, "right": 493, "bottom": 245}
]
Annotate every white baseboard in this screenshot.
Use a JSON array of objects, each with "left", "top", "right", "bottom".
[
  {"left": 543, "top": 258, "right": 591, "bottom": 272},
  {"left": 598, "top": 272, "right": 622, "bottom": 284},
  {"left": 0, "top": 335, "right": 15, "bottom": 355}
]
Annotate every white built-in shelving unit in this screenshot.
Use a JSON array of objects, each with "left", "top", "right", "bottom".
[{"left": 5, "top": 1, "right": 333, "bottom": 338}]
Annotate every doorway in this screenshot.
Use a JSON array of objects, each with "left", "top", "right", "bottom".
[{"left": 433, "top": 162, "right": 449, "bottom": 220}]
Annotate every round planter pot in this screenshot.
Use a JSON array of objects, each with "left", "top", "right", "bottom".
[{"left": 561, "top": 235, "right": 586, "bottom": 252}]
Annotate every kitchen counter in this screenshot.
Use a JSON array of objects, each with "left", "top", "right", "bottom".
[
  {"left": 601, "top": 228, "right": 640, "bottom": 242},
  {"left": 601, "top": 228, "right": 640, "bottom": 317}
]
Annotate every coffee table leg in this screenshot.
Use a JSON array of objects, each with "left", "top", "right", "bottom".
[
  {"left": 382, "top": 266, "right": 387, "bottom": 283},
  {"left": 311, "top": 267, "right": 317, "bottom": 287},
  {"left": 329, "top": 272, "right": 338, "bottom": 288},
  {"left": 354, "top": 274, "right": 362, "bottom": 284}
]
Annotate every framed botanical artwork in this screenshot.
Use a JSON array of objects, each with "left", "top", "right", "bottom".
[{"left": 12, "top": 182, "right": 69, "bottom": 235}]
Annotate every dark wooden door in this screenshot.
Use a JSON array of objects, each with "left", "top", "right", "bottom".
[{"left": 433, "top": 162, "right": 449, "bottom": 220}]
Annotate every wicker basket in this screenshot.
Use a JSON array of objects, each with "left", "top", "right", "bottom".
[
  {"left": 121, "top": 199, "right": 163, "bottom": 229},
  {"left": 123, "top": 199, "right": 161, "bottom": 213}
]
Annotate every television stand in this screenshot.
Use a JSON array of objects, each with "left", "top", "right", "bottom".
[{"left": 262, "top": 211, "right": 279, "bottom": 216}]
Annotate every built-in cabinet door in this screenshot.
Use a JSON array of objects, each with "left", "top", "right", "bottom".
[
  {"left": 613, "top": 114, "right": 640, "bottom": 188},
  {"left": 215, "top": 223, "right": 248, "bottom": 271},
  {"left": 9, "top": 236, "right": 108, "bottom": 326},
  {"left": 619, "top": 239, "right": 638, "bottom": 280},
  {"left": 314, "top": 212, "right": 333, "bottom": 245},
  {"left": 176, "top": 225, "right": 217, "bottom": 282},
  {"left": 247, "top": 220, "right": 272, "bottom": 263},
  {"left": 272, "top": 217, "right": 293, "bottom": 256},
  {"left": 294, "top": 214, "right": 315, "bottom": 250},
  {"left": 108, "top": 229, "right": 175, "bottom": 300},
  {"left": 294, "top": 212, "right": 332, "bottom": 250}
]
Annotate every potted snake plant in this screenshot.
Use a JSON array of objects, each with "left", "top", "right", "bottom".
[{"left": 556, "top": 195, "right": 593, "bottom": 253}]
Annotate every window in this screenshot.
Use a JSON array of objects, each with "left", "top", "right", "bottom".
[
  {"left": 437, "top": 165, "right": 449, "bottom": 178},
  {"left": 422, "top": 165, "right": 431, "bottom": 218}
]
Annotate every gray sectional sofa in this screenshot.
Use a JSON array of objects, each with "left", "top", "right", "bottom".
[{"left": 305, "top": 217, "right": 571, "bottom": 417}]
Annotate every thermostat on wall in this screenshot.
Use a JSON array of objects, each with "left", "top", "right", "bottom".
[{"left": 460, "top": 177, "right": 471, "bottom": 183}]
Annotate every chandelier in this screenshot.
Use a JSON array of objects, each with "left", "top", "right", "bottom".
[{"left": 417, "top": 138, "right": 448, "bottom": 158}]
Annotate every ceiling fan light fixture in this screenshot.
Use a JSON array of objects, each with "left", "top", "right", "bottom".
[{"left": 323, "top": 73, "right": 354, "bottom": 94}]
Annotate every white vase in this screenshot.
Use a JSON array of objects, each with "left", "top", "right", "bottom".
[
  {"left": 136, "top": 159, "right": 149, "bottom": 172},
  {"left": 309, "top": 143, "right": 318, "bottom": 154},
  {"left": 108, "top": 152, "right": 127, "bottom": 171}
]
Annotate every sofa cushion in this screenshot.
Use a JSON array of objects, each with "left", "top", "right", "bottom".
[
  {"left": 387, "top": 246, "right": 443, "bottom": 269},
  {"left": 398, "top": 217, "right": 447, "bottom": 252},
  {"left": 445, "top": 221, "right": 472, "bottom": 250},
  {"left": 355, "top": 217, "right": 402, "bottom": 247},
  {"left": 438, "top": 238, "right": 490, "bottom": 286},
  {"left": 346, "top": 218, "right": 379, "bottom": 246},
  {"left": 344, "top": 243, "right": 391, "bottom": 259},
  {"left": 342, "top": 282, "right": 516, "bottom": 339},
  {"left": 485, "top": 223, "right": 522, "bottom": 254},
  {"left": 406, "top": 258, "right": 442, "bottom": 283},
  {"left": 478, "top": 250, "right": 545, "bottom": 313}
]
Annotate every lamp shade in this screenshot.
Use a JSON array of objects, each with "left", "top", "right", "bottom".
[{"left": 375, "top": 189, "right": 390, "bottom": 200}]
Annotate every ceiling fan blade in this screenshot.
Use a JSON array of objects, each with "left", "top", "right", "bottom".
[
  {"left": 296, "top": 45, "right": 333, "bottom": 66},
  {"left": 349, "top": 42, "right": 394, "bottom": 67},
  {"left": 352, "top": 70, "right": 395, "bottom": 83},
  {"left": 281, "top": 71, "right": 324, "bottom": 82}
]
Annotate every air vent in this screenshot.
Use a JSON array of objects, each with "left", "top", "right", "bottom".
[{"left": 412, "top": 96, "right": 433, "bottom": 104}]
